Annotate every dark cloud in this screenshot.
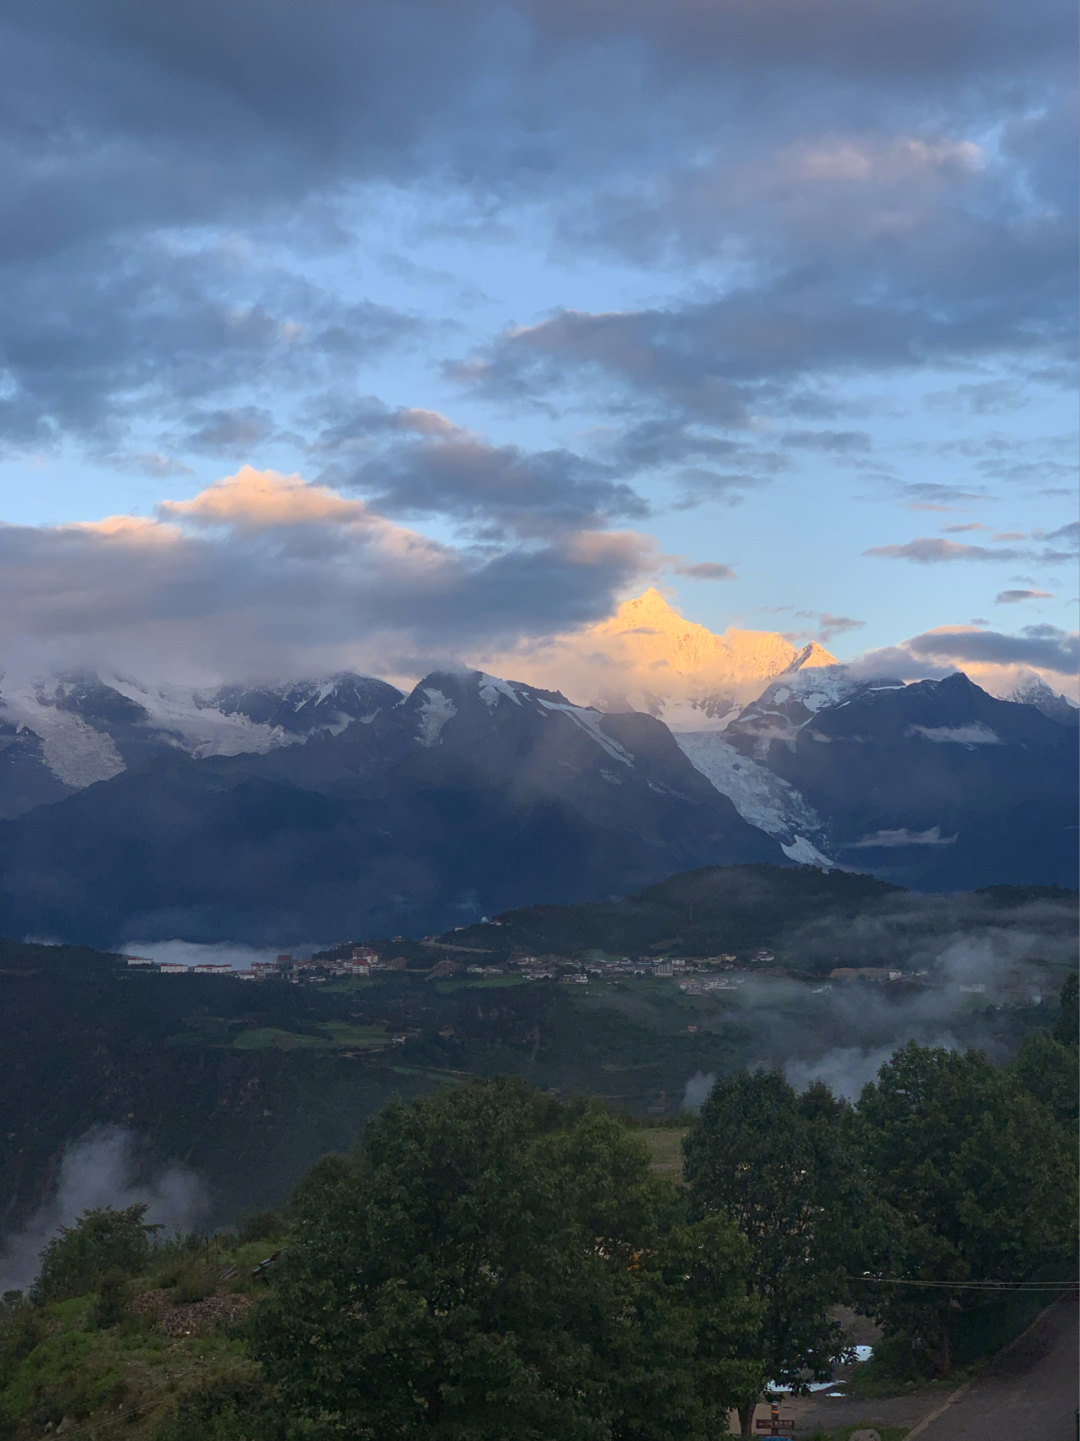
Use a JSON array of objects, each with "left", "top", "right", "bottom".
[
  {"left": 904, "top": 624, "right": 1079, "bottom": 675},
  {"left": 671, "top": 561, "right": 737, "bottom": 581},
  {"left": 864, "top": 537, "right": 1028, "bottom": 563},
  {"left": 313, "top": 400, "right": 649, "bottom": 539},
  {"left": 866, "top": 519, "right": 1077, "bottom": 566},
  {"left": 924, "top": 379, "right": 1033, "bottom": 414},
  {"left": 809, "top": 612, "right": 865, "bottom": 643},
  {"left": 0, "top": 470, "right": 655, "bottom": 682},
  {"left": 902, "top": 483, "right": 989, "bottom": 506},
  {"left": 785, "top": 610, "right": 865, "bottom": 645},
  {"left": 5, "top": 0, "right": 1068, "bottom": 266},
  {"left": 183, "top": 407, "right": 277, "bottom": 455},
  {"left": 0, "top": 0, "right": 1074, "bottom": 598},
  {"left": 781, "top": 429, "right": 872, "bottom": 453},
  {"left": 1, "top": 242, "right": 423, "bottom": 450},
  {"left": 995, "top": 589, "right": 1053, "bottom": 603},
  {"left": 453, "top": 193, "right": 1075, "bottom": 424},
  {"left": 99, "top": 452, "right": 193, "bottom": 478}
]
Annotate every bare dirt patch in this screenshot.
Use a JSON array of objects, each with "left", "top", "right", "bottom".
[{"left": 131, "top": 1288, "right": 254, "bottom": 1337}]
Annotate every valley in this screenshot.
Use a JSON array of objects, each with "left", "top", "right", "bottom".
[{"left": 3, "top": 865, "right": 1074, "bottom": 1253}]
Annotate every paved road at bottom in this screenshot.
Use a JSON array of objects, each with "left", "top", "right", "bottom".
[{"left": 915, "top": 1295, "right": 1078, "bottom": 1441}]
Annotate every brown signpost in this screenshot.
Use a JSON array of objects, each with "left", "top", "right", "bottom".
[{"left": 755, "top": 1399, "right": 796, "bottom": 1434}]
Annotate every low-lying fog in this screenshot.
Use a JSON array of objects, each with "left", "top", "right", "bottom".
[{"left": 681, "top": 894, "right": 1076, "bottom": 1106}]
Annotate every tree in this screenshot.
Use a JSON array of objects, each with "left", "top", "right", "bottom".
[
  {"left": 1052, "top": 970, "right": 1079, "bottom": 1048},
  {"left": 1009, "top": 1031, "right": 1079, "bottom": 1128},
  {"left": 32, "top": 1205, "right": 155, "bottom": 1304},
  {"left": 682, "top": 1071, "right": 873, "bottom": 1435},
  {"left": 855, "top": 1042, "right": 1078, "bottom": 1376},
  {"left": 248, "top": 1077, "right": 758, "bottom": 1440}
]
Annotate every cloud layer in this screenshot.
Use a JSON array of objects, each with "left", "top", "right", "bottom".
[
  {"left": 1, "top": 0, "right": 1076, "bottom": 691},
  {"left": 0, "top": 468, "right": 654, "bottom": 684}
]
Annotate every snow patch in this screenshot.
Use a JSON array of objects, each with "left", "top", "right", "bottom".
[
  {"left": 478, "top": 674, "right": 522, "bottom": 708},
  {"left": 780, "top": 836, "right": 836, "bottom": 869},
  {"left": 416, "top": 688, "right": 457, "bottom": 746},
  {"left": 537, "top": 699, "right": 635, "bottom": 766},
  {"left": 0, "top": 697, "right": 125, "bottom": 788}
]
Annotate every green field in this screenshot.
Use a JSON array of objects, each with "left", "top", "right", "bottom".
[
  {"left": 230, "top": 1022, "right": 392, "bottom": 1052},
  {"left": 640, "top": 1127, "right": 688, "bottom": 1177}
]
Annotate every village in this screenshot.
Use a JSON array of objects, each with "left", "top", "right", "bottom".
[
  {"left": 121, "top": 945, "right": 762, "bottom": 983},
  {"left": 120, "top": 945, "right": 940, "bottom": 989}
]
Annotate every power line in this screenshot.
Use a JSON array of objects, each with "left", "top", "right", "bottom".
[{"left": 846, "top": 1277, "right": 1078, "bottom": 1291}]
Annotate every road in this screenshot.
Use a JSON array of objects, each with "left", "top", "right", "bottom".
[
  {"left": 788, "top": 1296, "right": 1079, "bottom": 1440},
  {"left": 916, "top": 1295, "right": 1078, "bottom": 1441}
]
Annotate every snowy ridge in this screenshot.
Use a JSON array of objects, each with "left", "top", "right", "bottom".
[
  {"left": 0, "top": 669, "right": 402, "bottom": 796},
  {"left": 586, "top": 590, "right": 839, "bottom": 727},
  {"left": 478, "top": 674, "right": 523, "bottom": 707},
  {"left": 537, "top": 697, "right": 635, "bottom": 766},
  {"left": 724, "top": 666, "right": 905, "bottom": 758},
  {"left": 1007, "top": 673, "right": 1079, "bottom": 725},
  {"left": 106, "top": 677, "right": 290, "bottom": 756}
]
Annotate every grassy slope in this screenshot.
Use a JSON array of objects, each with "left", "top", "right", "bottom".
[{"left": 0, "top": 1233, "right": 285, "bottom": 1441}]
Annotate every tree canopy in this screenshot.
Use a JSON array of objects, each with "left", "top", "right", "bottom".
[
  {"left": 855, "top": 1039, "right": 1078, "bottom": 1374},
  {"left": 682, "top": 1070, "right": 876, "bottom": 1431},
  {"left": 249, "top": 1077, "right": 760, "bottom": 1440}
]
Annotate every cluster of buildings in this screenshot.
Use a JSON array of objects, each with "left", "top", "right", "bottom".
[
  {"left": 123, "top": 943, "right": 779, "bottom": 986},
  {"left": 442, "top": 951, "right": 751, "bottom": 984},
  {"left": 828, "top": 966, "right": 905, "bottom": 982}
]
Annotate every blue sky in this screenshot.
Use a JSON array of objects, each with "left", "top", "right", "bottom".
[{"left": 1, "top": 0, "right": 1076, "bottom": 688}]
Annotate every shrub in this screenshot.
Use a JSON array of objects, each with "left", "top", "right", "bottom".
[
  {"left": 236, "top": 1212, "right": 283, "bottom": 1245},
  {"left": 170, "top": 1263, "right": 215, "bottom": 1306},
  {"left": 154, "top": 1375, "right": 286, "bottom": 1441},
  {"left": 90, "top": 1270, "right": 131, "bottom": 1330}
]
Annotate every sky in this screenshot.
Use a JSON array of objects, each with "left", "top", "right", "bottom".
[{"left": 1, "top": 0, "right": 1077, "bottom": 696}]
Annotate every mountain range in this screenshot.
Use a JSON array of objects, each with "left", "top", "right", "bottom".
[
  {"left": 0, "top": 593, "right": 1075, "bottom": 945},
  {"left": 0, "top": 669, "right": 785, "bottom": 946}
]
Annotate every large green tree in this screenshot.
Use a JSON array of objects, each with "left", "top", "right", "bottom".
[
  {"left": 855, "top": 1041, "right": 1078, "bottom": 1376},
  {"left": 249, "top": 1077, "right": 759, "bottom": 1440},
  {"left": 682, "top": 1072, "right": 874, "bottom": 1435}
]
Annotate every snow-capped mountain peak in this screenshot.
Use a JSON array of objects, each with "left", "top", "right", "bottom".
[
  {"left": 784, "top": 641, "right": 838, "bottom": 672},
  {"left": 584, "top": 589, "right": 839, "bottom": 732},
  {"left": 1007, "top": 673, "right": 1079, "bottom": 726}
]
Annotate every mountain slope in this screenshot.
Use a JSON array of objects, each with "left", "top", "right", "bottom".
[
  {"left": 671, "top": 667, "right": 1078, "bottom": 888},
  {"left": 0, "top": 670, "right": 787, "bottom": 947},
  {"left": 730, "top": 673, "right": 1078, "bottom": 889}
]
